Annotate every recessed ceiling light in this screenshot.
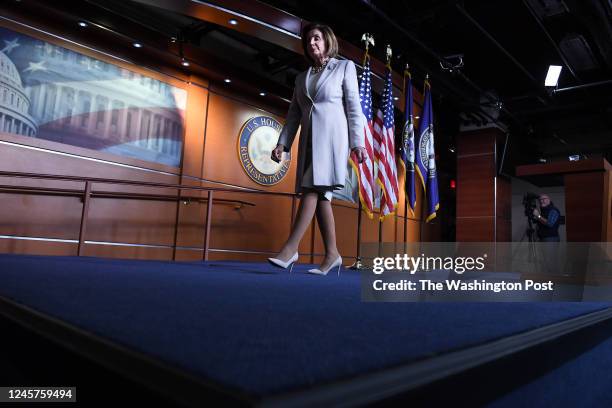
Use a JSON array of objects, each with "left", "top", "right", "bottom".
[
  {"left": 259, "top": 92, "right": 266, "bottom": 96},
  {"left": 78, "top": 21, "right": 88, "bottom": 27},
  {"left": 224, "top": 78, "right": 231, "bottom": 83},
  {"left": 545, "top": 65, "right": 562, "bottom": 87},
  {"left": 133, "top": 42, "right": 143, "bottom": 48},
  {"left": 229, "top": 19, "right": 238, "bottom": 25}
]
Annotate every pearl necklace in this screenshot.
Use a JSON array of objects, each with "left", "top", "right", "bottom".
[{"left": 312, "top": 59, "right": 329, "bottom": 74}]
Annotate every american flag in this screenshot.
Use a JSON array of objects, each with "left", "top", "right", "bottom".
[
  {"left": 349, "top": 55, "right": 375, "bottom": 218},
  {"left": 373, "top": 64, "right": 399, "bottom": 219},
  {"left": 400, "top": 68, "right": 416, "bottom": 215}
]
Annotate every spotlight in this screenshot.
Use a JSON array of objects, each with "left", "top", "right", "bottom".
[
  {"left": 568, "top": 154, "right": 579, "bottom": 162},
  {"left": 415, "top": 116, "right": 420, "bottom": 119},
  {"left": 224, "top": 78, "right": 231, "bottom": 83},
  {"left": 229, "top": 19, "right": 238, "bottom": 25},
  {"left": 132, "top": 42, "right": 143, "bottom": 48},
  {"left": 78, "top": 21, "right": 88, "bottom": 28},
  {"left": 545, "top": 65, "right": 562, "bottom": 87},
  {"left": 440, "top": 54, "right": 464, "bottom": 73},
  {"left": 393, "top": 96, "right": 399, "bottom": 101},
  {"left": 181, "top": 58, "right": 190, "bottom": 67},
  {"left": 259, "top": 92, "right": 266, "bottom": 96},
  {"left": 538, "top": 158, "right": 547, "bottom": 163}
]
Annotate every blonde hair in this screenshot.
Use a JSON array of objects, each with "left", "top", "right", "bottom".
[{"left": 301, "top": 23, "right": 338, "bottom": 65}]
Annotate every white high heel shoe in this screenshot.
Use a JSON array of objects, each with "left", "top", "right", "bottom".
[
  {"left": 308, "top": 256, "right": 342, "bottom": 276},
  {"left": 268, "top": 252, "right": 299, "bottom": 273}
]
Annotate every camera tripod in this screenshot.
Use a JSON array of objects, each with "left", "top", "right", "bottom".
[{"left": 516, "top": 216, "right": 540, "bottom": 264}]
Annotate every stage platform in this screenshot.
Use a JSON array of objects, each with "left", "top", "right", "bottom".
[{"left": 1, "top": 253, "right": 612, "bottom": 407}]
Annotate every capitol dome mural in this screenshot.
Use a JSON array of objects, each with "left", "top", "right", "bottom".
[
  {"left": 0, "top": 27, "right": 186, "bottom": 167},
  {"left": 0, "top": 50, "right": 37, "bottom": 137}
]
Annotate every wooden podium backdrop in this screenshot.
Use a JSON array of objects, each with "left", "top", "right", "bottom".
[{"left": 0, "top": 16, "right": 439, "bottom": 264}]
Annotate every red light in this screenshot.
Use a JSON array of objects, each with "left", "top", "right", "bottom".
[{"left": 450, "top": 179, "right": 456, "bottom": 189}]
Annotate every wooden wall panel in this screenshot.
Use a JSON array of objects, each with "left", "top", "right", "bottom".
[
  {"left": 395, "top": 216, "right": 407, "bottom": 242},
  {"left": 202, "top": 92, "right": 297, "bottom": 194},
  {"left": 457, "top": 127, "right": 510, "bottom": 242},
  {"left": 456, "top": 218, "right": 494, "bottom": 241},
  {"left": 181, "top": 82, "right": 209, "bottom": 178},
  {"left": 0, "top": 194, "right": 82, "bottom": 239},
  {"left": 174, "top": 248, "right": 204, "bottom": 262},
  {"left": 405, "top": 218, "right": 421, "bottom": 243},
  {"left": 175, "top": 199, "right": 206, "bottom": 249},
  {"left": 361, "top": 211, "right": 381, "bottom": 245},
  {"left": 175, "top": 249, "right": 277, "bottom": 263},
  {"left": 457, "top": 129, "right": 496, "bottom": 156},
  {"left": 0, "top": 129, "right": 185, "bottom": 259},
  {"left": 565, "top": 172, "right": 605, "bottom": 242},
  {"left": 82, "top": 244, "right": 173, "bottom": 260},
  {"left": 335, "top": 205, "right": 359, "bottom": 258},
  {"left": 397, "top": 215, "right": 424, "bottom": 243},
  {"left": 208, "top": 191, "right": 293, "bottom": 254},
  {"left": 0, "top": 133, "right": 180, "bottom": 195},
  {"left": 0, "top": 239, "right": 76, "bottom": 256},
  {"left": 208, "top": 251, "right": 270, "bottom": 263},
  {"left": 456, "top": 155, "right": 495, "bottom": 217},
  {"left": 380, "top": 214, "right": 397, "bottom": 243},
  {"left": 86, "top": 198, "right": 178, "bottom": 245}
]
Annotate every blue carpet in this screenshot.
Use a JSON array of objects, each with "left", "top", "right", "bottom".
[
  {"left": 488, "top": 328, "right": 612, "bottom": 407},
  {"left": 0, "top": 253, "right": 608, "bottom": 396}
]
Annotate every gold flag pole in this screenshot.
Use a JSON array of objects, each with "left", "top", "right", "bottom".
[{"left": 350, "top": 33, "right": 375, "bottom": 271}]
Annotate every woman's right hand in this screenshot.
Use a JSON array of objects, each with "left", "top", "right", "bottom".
[{"left": 271, "top": 144, "right": 285, "bottom": 163}]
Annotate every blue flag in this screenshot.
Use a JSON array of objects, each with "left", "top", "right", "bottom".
[
  {"left": 415, "top": 78, "right": 439, "bottom": 222},
  {"left": 400, "top": 69, "right": 416, "bottom": 215}
]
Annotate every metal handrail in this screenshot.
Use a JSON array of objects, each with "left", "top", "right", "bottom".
[
  {"left": 0, "top": 170, "right": 297, "bottom": 196},
  {"left": 0, "top": 170, "right": 298, "bottom": 260},
  {"left": 0, "top": 184, "right": 255, "bottom": 208}
]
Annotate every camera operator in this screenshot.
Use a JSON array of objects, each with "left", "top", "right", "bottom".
[{"left": 533, "top": 194, "right": 561, "bottom": 242}]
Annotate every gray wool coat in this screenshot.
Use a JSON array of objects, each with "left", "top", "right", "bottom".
[{"left": 277, "top": 57, "right": 364, "bottom": 192}]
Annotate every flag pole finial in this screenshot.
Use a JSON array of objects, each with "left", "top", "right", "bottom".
[{"left": 361, "top": 33, "right": 374, "bottom": 52}]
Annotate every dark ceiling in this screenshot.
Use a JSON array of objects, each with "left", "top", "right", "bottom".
[
  {"left": 258, "top": 0, "right": 612, "bottom": 170},
  {"left": 4, "top": 0, "right": 611, "bottom": 176}
]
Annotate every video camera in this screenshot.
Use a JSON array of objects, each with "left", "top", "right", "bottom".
[{"left": 522, "top": 192, "right": 539, "bottom": 219}]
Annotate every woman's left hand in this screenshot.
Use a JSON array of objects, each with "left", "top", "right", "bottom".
[{"left": 351, "top": 147, "right": 367, "bottom": 163}]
